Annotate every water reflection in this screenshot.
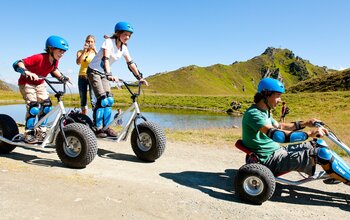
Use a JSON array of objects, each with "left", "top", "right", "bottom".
[{"left": 0, "top": 104, "right": 241, "bottom": 130}]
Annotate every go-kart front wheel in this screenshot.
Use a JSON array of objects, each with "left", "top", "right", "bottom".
[
  {"left": 234, "top": 163, "right": 276, "bottom": 205},
  {"left": 0, "top": 114, "right": 19, "bottom": 154},
  {"left": 131, "top": 121, "right": 166, "bottom": 162},
  {"left": 56, "top": 123, "right": 97, "bottom": 168}
]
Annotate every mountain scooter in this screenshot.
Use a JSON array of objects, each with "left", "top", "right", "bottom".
[
  {"left": 234, "top": 122, "right": 350, "bottom": 204},
  {"left": 68, "top": 79, "right": 166, "bottom": 162},
  {"left": 0, "top": 78, "right": 98, "bottom": 168}
]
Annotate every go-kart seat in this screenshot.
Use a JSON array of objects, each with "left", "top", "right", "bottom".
[
  {"left": 235, "top": 139, "right": 259, "bottom": 164},
  {"left": 235, "top": 139, "right": 288, "bottom": 177}
]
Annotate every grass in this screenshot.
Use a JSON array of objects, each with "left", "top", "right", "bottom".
[
  {"left": 165, "top": 127, "right": 241, "bottom": 147},
  {"left": 0, "top": 91, "right": 23, "bottom": 102}
]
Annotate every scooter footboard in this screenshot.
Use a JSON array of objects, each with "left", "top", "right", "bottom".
[{"left": 320, "top": 151, "right": 350, "bottom": 185}]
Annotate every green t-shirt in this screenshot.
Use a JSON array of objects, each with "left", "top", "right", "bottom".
[{"left": 242, "top": 104, "right": 280, "bottom": 163}]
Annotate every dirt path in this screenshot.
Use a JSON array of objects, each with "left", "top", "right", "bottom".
[{"left": 0, "top": 140, "right": 349, "bottom": 219}]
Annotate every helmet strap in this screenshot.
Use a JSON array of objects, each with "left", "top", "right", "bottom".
[
  {"left": 48, "top": 48, "right": 58, "bottom": 67},
  {"left": 262, "top": 91, "right": 272, "bottom": 117},
  {"left": 263, "top": 97, "right": 272, "bottom": 118}
]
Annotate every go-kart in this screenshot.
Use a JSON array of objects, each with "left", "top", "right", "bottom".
[
  {"left": 234, "top": 122, "right": 350, "bottom": 204},
  {"left": 68, "top": 79, "right": 166, "bottom": 162},
  {"left": 0, "top": 78, "right": 98, "bottom": 169}
]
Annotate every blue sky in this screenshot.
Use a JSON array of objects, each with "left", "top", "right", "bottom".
[{"left": 0, "top": 0, "right": 349, "bottom": 91}]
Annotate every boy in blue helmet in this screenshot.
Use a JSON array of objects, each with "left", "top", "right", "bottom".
[
  {"left": 87, "top": 21, "right": 148, "bottom": 138},
  {"left": 242, "top": 77, "right": 327, "bottom": 176},
  {"left": 13, "top": 35, "right": 70, "bottom": 143}
]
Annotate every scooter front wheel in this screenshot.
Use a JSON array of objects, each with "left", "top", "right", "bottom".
[
  {"left": 131, "top": 121, "right": 166, "bottom": 162},
  {"left": 56, "top": 123, "right": 97, "bottom": 168},
  {"left": 0, "top": 114, "right": 19, "bottom": 154}
]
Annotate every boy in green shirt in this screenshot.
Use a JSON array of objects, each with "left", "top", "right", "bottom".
[{"left": 242, "top": 78, "right": 326, "bottom": 176}]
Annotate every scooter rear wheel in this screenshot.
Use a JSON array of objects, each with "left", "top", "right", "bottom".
[{"left": 0, "top": 114, "right": 19, "bottom": 154}]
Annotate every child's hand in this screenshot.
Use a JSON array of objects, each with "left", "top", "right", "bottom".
[
  {"left": 308, "top": 127, "right": 327, "bottom": 138},
  {"left": 140, "top": 79, "right": 149, "bottom": 86},
  {"left": 26, "top": 72, "right": 39, "bottom": 81},
  {"left": 107, "top": 75, "right": 119, "bottom": 82},
  {"left": 59, "top": 75, "right": 70, "bottom": 83}
]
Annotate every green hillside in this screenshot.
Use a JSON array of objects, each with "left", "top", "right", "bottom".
[
  {"left": 288, "top": 68, "right": 350, "bottom": 92},
  {"left": 0, "top": 47, "right": 342, "bottom": 95},
  {"left": 0, "top": 80, "right": 12, "bottom": 91},
  {"left": 144, "top": 47, "right": 330, "bottom": 95}
]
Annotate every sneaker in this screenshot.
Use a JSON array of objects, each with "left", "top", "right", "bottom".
[
  {"left": 95, "top": 129, "right": 107, "bottom": 138},
  {"left": 35, "top": 127, "right": 47, "bottom": 142},
  {"left": 81, "top": 108, "right": 88, "bottom": 115},
  {"left": 24, "top": 131, "right": 39, "bottom": 144},
  {"left": 104, "top": 127, "right": 118, "bottom": 137}
]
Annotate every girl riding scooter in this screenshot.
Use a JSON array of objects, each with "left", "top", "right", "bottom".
[{"left": 87, "top": 21, "right": 148, "bottom": 138}]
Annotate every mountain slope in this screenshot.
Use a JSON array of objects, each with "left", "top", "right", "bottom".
[
  {"left": 288, "top": 68, "right": 350, "bottom": 92},
  {"left": 0, "top": 47, "right": 339, "bottom": 95},
  {"left": 0, "top": 80, "right": 12, "bottom": 91},
  {"left": 145, "top": 47, "right": 330, "bottom": 95}
]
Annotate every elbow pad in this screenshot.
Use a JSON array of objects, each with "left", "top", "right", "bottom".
[
  {"left": 127, "top": 61, "right": 142, "bottom": 80},
  {"left": 100, "top": 56, "right": 109, "bottom": 73},
  {"left": 13, "top": 60, "right": 27, "bottom": 75},
  {"left": 267, "top": 128, "right": 308, "bottom": 143},
  {"left": 289, "top": 131, "right": 308, "bottom": 142}
]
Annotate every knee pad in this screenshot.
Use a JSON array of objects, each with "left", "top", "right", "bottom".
[
  {"left": 101, "top": 99, "right": 108, "bottom": 107},
  {"left": 95, "top": 95, "right": 107, "bottom": 108},
  {"left": 317, "top": 147, "right": 350, "bottom": 185},
  {"left": 26, "top": 102, "right": 40, "bottom": 129},
  {"left": 38, "top": 99, "right": 53, "bottom": 127},
  {"left": 106, "top": 96, "right": 114, "bottom": 107}
]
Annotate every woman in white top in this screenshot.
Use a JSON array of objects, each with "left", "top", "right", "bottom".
[{"left": 87, "top": 21, "right": 148, "bottom": 138}]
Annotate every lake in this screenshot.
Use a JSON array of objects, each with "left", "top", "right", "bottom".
[{"left": 0, "top": 104, "right": 242, "bottom": 130}]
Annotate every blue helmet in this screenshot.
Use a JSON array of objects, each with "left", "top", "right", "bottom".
[
  {"left": 258, "top": 78, "right": 285, "bottom": 93},
  {"left": 45, "top": 35, "right": 69, "bottom": 51},
  {"left": 114, "top": 22, "right": 134, "bottom": 33}
]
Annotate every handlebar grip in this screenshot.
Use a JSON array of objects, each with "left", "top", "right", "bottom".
[{"left": 313, "top": 121, "right": 324, "bottom": 127}]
